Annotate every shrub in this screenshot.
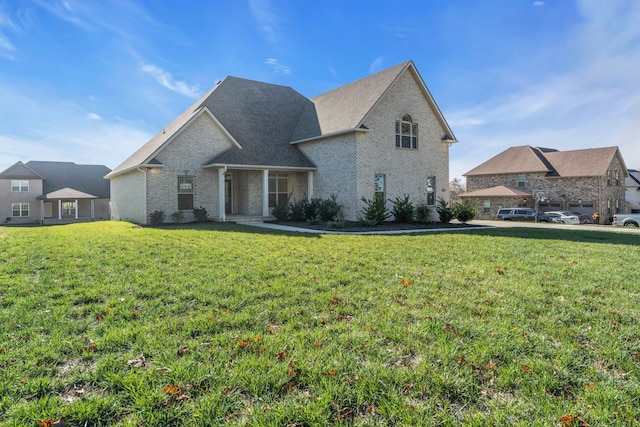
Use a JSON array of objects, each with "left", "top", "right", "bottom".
[
  {"left": 148, "top": 210, "right": 165, "bottom": 226},
  {"left": 415, "top": 204, "right": 434, "bottom": 224},
  {"left": 271, "top": 196, "right": 291, "bottom": 221},
  {"left": 328, "top": 211, "right": 346, "bottom": 228},
  {"left": 170, "top": 211, "right": 185, "bottom": 224},
  {"left": 318, "top": 194, "right": 342, "bottom": 222},
  {"left": 304, "top": 198, "right": 323, "bottom": 220},
  {"left": 358, "top": 195, "right": 391, "bottom": 226},
  {"left": 289, "top": 198, "right": 307, "bottom": 221},
  {"left": 454, "top": 198, "right": 477, "bottom": 223},
  {"left": 391, "top": 194, "right": 414, "bottom": 223},
  {"left": 436, "top": 198, "right": 455, "bottom": 223},
  {"left": 193, "top": 206, "right": 208, "bottom": 222}
]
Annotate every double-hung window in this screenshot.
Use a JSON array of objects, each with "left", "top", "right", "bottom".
[
  {"left": 178, "top": 176, "right": 194, "bottom": 210},
  {"left": 12, "top": 203, "right": 29, "bottom": 217},
  {"left": 268, "top": 172, "right": 288, "bottom": 208},
  {"left": 518, "top": 175, "right": 526, "bottom": 188},
  {"left": 374, "top": 175, "right": 386, "bottom": 201},
  {"left": 11, "top": 180, "right": 29, "bottom": 192},
  {"left": 395, "top": 115, "right": 418, "bottom": 149}
]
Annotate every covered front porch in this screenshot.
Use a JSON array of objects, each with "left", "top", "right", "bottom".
[
  {"left": 206, "top": 165, "right": 315, "bottom": 222},
  {"left": 37, "top": 187, "right": 108, "bottom": 224}
]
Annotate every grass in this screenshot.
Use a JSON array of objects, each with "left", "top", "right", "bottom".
[{"left": 0, "top": 221, "right": 638, "bottom": 426}]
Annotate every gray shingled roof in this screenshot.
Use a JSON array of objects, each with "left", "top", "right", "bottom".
[
  {"left": 0, "top": 161, "right": 44, "bottom": 179},
  {"left": 108, "top": 60, "right": 456, "bottom": 178},
  {"left": 465, "top": 146, "right": 625, "bottom": 178},
  {"left": 26, "top": 161, "right": 111, "bottom": 198}
]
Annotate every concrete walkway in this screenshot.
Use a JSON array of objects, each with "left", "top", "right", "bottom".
[{"left": 248, "top": 220, "right": 640, "bottom": 235}]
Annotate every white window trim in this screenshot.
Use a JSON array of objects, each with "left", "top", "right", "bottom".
[
  {"left": 11, "top": 180, "right": 29, "bottom": 192},
  {"left": 395, "top": 115, "right": 418, "bottom": 149},
  {"left": 11, "top": 203, "right": 29, "bottom": 217}
]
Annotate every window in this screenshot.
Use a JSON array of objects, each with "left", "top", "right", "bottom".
[
  {"left": 268, "top": 172, "right": 288, "bottom": 208},
  {"left": 483, "top": 200, "right": 491, "bottom": 214},
  {"left": 62, "top": 201, "right": 76, "bottom": 216},
  {"left": 178, "top": 176, "right": 194, "bottom": 210},
  {"left": 11, "top": 180, "right": 29, "bottom": 192},
  {"left": 12, "top": 203, "right": 29, "bottom": 217},
  {"left": 518, "top": 175, "right": 526, "bottom": 188},
  {"left": 615, "top": 170, "right": 620, "bottom": 186},
  {"left": 395, "top": 115, "right": 418, "bottom": 149},
  {"left": 374, "top": 175, "right": 386, "bottom": 201},
  {"left": 607, "top": 170, "right": 612, "bottom": 186},
  {"left": 426, "top": 176, "right": 436, "bottom": 205}
]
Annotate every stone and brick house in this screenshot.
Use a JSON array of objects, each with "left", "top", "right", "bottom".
[
  {"left": 625, "top": 169, "right": 640, "bottom": 213},
  {"left": 0, "top": 161, "right": 111, "bottom": 224},
  {"left": 459, "top": 146, "right": 628, "bottom": 223},
  {"left": 106, "top": 61, "right": 457, "bottom": 224}
]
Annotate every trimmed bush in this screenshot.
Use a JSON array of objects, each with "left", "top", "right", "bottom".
[
  {"left": 318, "top": 194, "right": 342, "bottom": 222},
  {"left": 193, "top": 206, "right": 208, "bottom": 222},
  {"left": 271, "top": 196, "right": 291, "bottom": 221},
  {"left": 436, "top": 198, "right": 455, "bottom": 223},
  {"left": 391, "top": 194, "right": 414, "bottom": 223},
  {"left": 358, "top": 195, "right": 391, "bottom": 226},
  {"left": 289, "top": 198, "right": 307, "bottom": 221},
  {"left": 454, "top": 198, "right": 477, "bottom": 223},
  {"left": 415, "top": 203, "right": 434, "bottom": 224}
]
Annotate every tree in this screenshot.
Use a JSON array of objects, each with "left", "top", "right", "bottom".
[{"left": 449, "top": 177, "right": 465, "bottom": 200}]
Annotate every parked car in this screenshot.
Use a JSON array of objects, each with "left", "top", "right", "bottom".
[
  {"left": 612, "top": 214, "right": 640, "bottom": 227},
  {"left": 571, "top": 212, "right": 592, "bottom": 224},
  {"left": 496, "top": 208, "right": 551, "bottom": 222},
  {"left": 544, "top": 211, "right": 580, "bottom": 224}
]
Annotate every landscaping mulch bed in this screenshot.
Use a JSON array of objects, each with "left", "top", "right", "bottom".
[{"left": 266, "top": 220, "right": 483, "bottom": 232}]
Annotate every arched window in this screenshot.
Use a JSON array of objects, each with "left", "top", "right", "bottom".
[{"left": 395, "top": 115, "right": 418, "bottom": 149}]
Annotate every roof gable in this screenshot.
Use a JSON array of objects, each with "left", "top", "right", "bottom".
[
  {"left": 465, "top": 146, "right": 552, "bottom": 176},
  {"left": 459, "top": 185, "right": 531, "bottom": 197},
  {"left": 0, "top": 161, "right": 44, "bottom": 179}
]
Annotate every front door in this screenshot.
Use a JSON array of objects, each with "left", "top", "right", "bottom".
[{"left": 225, "top": 176, "right": 232, "bottom": 214}]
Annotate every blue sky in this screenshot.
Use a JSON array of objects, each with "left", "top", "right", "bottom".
[{"left": 1, "top": 0, "right": 638, "bottom": 181}]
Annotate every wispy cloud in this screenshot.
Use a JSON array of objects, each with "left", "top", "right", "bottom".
[
  {"left": 533, "top": 1, "right": 544, "bottom": 6},
  {"left": 265, "top": 58, "right": 290, "bottom": 74},
  {"left": 141, "top": 64, "right": 200, "bottom": 98},
  {"left": 369, "top": 57, "right": 386, "bottom": 73},
  {"left": 87, "top": 112, "right": 101, "bottom": 120},
  {"left": 249, "top": 0, "right": 279, "bottom": 45},
  {"left": 447, "top": 0, "right": 640, "bottom": 179},
  {"left": 0, "top": 7, "right": 17, "bottom": 59}
]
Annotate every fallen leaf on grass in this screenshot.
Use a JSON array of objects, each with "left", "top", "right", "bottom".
[
  {"left": 400, "top": 278, "right": 411, "bottom": 286},
  {"left": 496, "top": 269, "right": 504, "bottom": 276},
  {"left": 177, "top": 346, "right": 189, "bottom": 356},
  {"left": 83, "top": 343, "right": 97, "bottom": 352},
  {"left": 313, "top": 341, "right": 323, "bottom": 348},
  {"left": 522, "top": 365, "right": 531, "bottom": 374},
  {"left": 125, "top": 354, "right": 147, "bottom": 368},
  {"left": 163, "top": 385, "right": 180, "bottom": 395},
  {"left": 237, "top": 340, "right": 251, "bottom": 349},
  {"left": 324, "top": 369, "right": 336, "bottom": 376},
  {"left": 275, "top": 351, "right": 288, "bottom": 360},
  {"left": 37, "top": 419, "right": 56, "bottom": 427}
]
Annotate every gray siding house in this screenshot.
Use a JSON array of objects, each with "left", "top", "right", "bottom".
[
  {"left": 460, "top": 145, "right": 628, "bottom": 222},
  {"left": 106, "top": 61, "right": 457, "bottom": 224},
  {"left": 0, "top": 161, "right": 111, "bottom": 224}
]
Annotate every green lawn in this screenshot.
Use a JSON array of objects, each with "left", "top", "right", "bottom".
[{"left": 0, "top": 221, "right": 638, "bottom": 426}]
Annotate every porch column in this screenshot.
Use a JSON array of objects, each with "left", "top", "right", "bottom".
[
  {"left": 75, "top": 199, "right": 78, "bottom": 219},
  {"left": 307, "top": 171, "right": 314, "bottom": 200},
  {"left": 40, "top": 200, "right": 44, "bottom": 224},
  {"left": 262, "top": 169, "right": 270, "bottom": 217},
  {"left": 218, "top": 167, "right": 226, "bottom": 222},
  {"left": 58, "top": 200, "right": 62, "bottom": 220},
  {"left": 91, "top": 200, "right": 95, "bottom": 220}
]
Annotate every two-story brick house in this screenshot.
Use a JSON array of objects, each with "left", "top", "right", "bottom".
[
  {"left": 106, "top": 61, "right": 457, "bottom": 224},
  {"left": 0, "top": 161, "right": 111, "bottom": 224},
  {"left": 459, "top": 146, "right": 628, "bottom": 223}
]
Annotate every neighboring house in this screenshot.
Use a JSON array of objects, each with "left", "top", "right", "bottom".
[
  {"left": 0, "top": 161, "right": 111, "bottom": 225},
  {"left": 106, "top": 61, "right": 457, "bottom": 224},
  {"left": 625, "top": 169, "right": 640, "bottom": 213},
  {"left": 459, "top": 146, "right": 628, "bottom": 223}
]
